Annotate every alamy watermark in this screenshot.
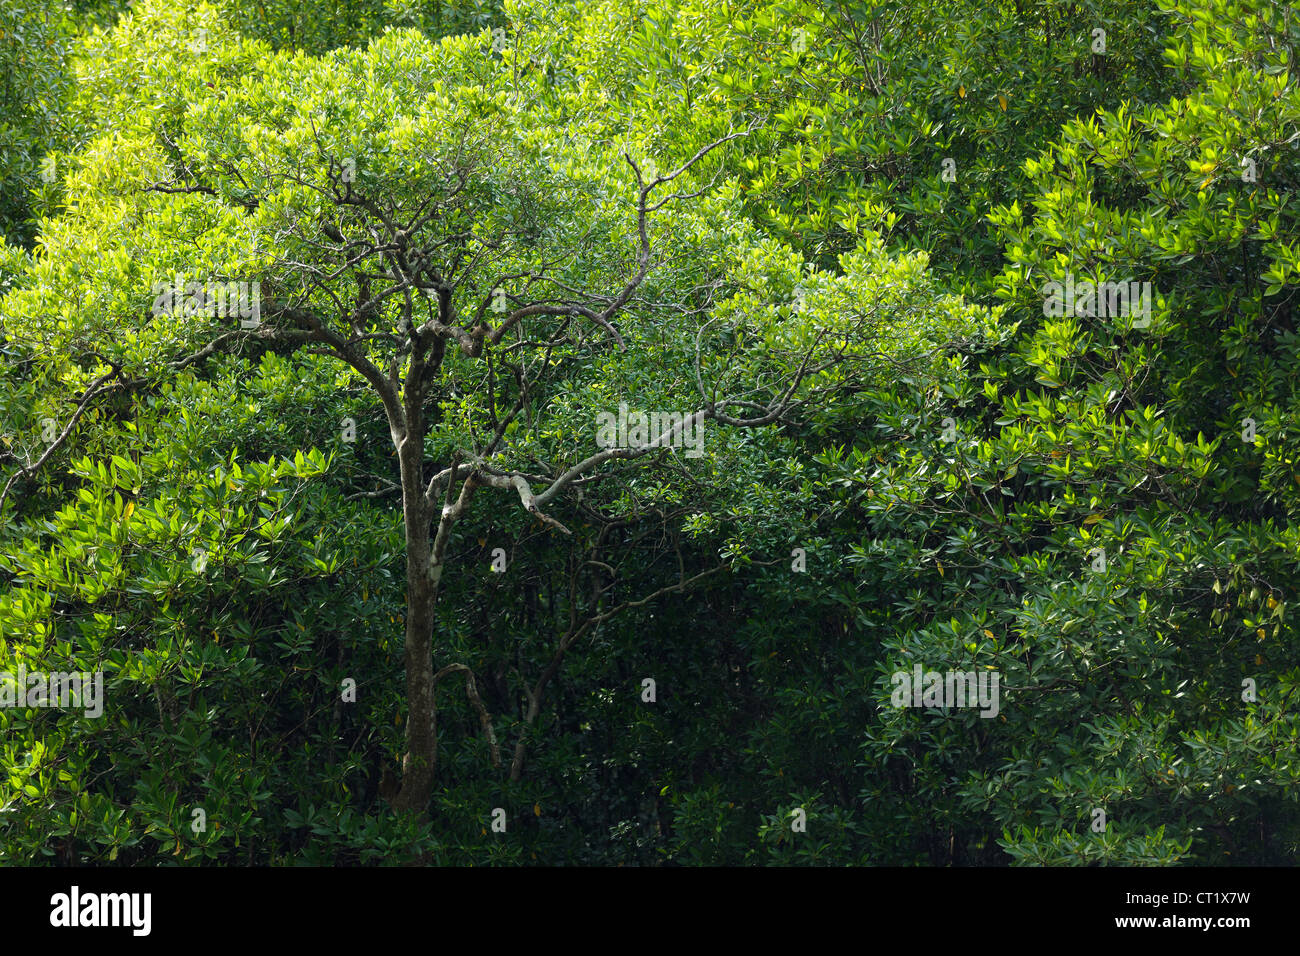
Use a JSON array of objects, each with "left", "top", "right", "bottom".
[
  {"left": 50, "top": 886, "right": 150, "bottom": 935},
  {"left": 890, "top": 665, "right": 1001, "bottom": 718},
  {"left": 1042, "top": 274, "right": 1151, "bottom": 327},
  {"left": 0, "top": 667, "right": 103, "bottom": 718},
  {"left": 151, "top": 275, "right": 261, "bottom": 328},
  {"left": 595, "top": 403, "right": 705, "bottom": 458}
]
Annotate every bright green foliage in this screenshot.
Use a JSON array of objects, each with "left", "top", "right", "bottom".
[
  {"left": 0, "top": 0, "right": 76, "bottom": 248},
  {"left": 202, "top": 0, "right": 501, "bottom": 54},
  {"left": 511, "top": 0, "right": 1175, "bottom": 287}
]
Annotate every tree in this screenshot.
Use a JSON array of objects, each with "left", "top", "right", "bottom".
[{"left": 1, "top": 4, "right": 985, "bottom": 834}]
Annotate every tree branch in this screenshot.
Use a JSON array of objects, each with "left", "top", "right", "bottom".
[
  {"left": 0, "top": 365, "right": 123, "bottom": 516},
  {"left": 433, "top": 663, "right": 501, "bottom": 770}
]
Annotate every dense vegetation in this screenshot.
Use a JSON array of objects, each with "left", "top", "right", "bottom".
[{"left": 0, "top": 0, "right": 1296, "bottom": 865}]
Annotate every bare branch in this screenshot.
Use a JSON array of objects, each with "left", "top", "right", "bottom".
[
  {"left": 474, "top": 471, "right": 573, "bottom": 534},
  {"left": 433, "top": 663, "right": 501, "bottom": 769},
  {"left": 0, "top": 366, "right": 123, "bottom": 516}
]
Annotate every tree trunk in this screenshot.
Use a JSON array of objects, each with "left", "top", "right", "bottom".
[{"left": 392, "top": 436, "right": 437, "bottom": 815}]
